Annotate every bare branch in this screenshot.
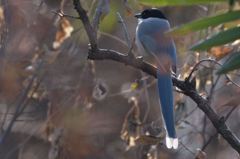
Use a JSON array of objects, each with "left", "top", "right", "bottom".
[
  {"left": 117, "top": 12, "right": 131, "bottom": 48},
  {"left": 73, "top": 0, "right": 98, "bottom": 50},
  {"left": 0, "top": 61, "right": 43, "bottom": 145},
  {"left": 0, "top": 74, "right": 37, "bottom": 144},
  {"left": 72, "top": 0, "right": 240, "bottom": 153},
  {"left": 186, "top": 58, "right": 240, "bottom": 88},
  {"left": 51, "top": 10, "right": 80, "bottom": 19},
  {"left": 92, "top": 0, "right": 110, "bottom": 31},
  {"left": 116, "top": 12, "right": 135, "bottom": 58},
  {"left": 201, "top": 105, "right": 238, "bottom": 152}
]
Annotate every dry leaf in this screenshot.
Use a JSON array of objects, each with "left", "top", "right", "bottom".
[
  {"left": 0, "top": 7, "right": 4, "bottom": 22},
  {"left": 120, "top": 97, "right": 141, "bottom": 149},
  {"left": 135, "top": 135, "right": 161, "bottom": 145},
  {"left": 209, "top": 46, "right": 233, "bottom": 61},
  {"left": 53, "top": 17, "right": 73, "bottom": 50}
]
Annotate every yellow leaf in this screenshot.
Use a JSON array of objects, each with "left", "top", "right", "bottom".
[
  {"left": 53, "top": 17, "right": 74, "bottom": 49},
  {"left": 130, "top": 82, "right": 138, "bottom": 90}
]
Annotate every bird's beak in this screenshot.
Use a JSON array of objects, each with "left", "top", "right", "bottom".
[{"left": 134, "top": 13, "right": 141, "bottom": 18}]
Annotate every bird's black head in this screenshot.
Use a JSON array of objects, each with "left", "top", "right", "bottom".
[{"left": 135, "top": 8, "right": 167, "bottom": 20}]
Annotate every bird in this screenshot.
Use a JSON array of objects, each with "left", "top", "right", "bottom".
[{"left": 135, "top": 8, "right": 178, "bottom": 149}]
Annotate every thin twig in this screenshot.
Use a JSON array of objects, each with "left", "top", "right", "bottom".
[
  {"left": 92, "top": 0, "right": 110, "bottom": 32},
  {"left": 99, "top": 31, "right": 128, "bottom": 47},
  {"left": 182, "top": 106, "right": 198, "bottom": 120},
  {"left": 180, "top": 141, "right": 196, "bottom": 156},
  {"left": 185, "top": 58, "right": 240, "bottom": 88},
  {"left": 141, "top": 71, "right": 151, "bottom": 123},
  {"left": 73, "top": 0, "right": 98, "bottom": 50},
  {"left": 60, "top": 0, "right": 66, "bottom": 11},
  {"left": 202, "top": 115, "right": 207, "bottom": 145},
  {"left": 116, "top": 12, "right": 135, "bottom": 58},
  {"left": 202, "top": 70, "right": 221, "bottom": 145},
  {"left": 0, "top": 74, "right": 36, "bottom": 144},
  {"left": 208, "top": 75, "right": 221, "bottom": 104},
  {"left": 116, "top": 12, "right": 150, "bottom": 123},
  {"left": 117, "top": 12, "right": 131, "bottom": 48},
  {"left": 88, "top": 0, "right": 97, "bottom": 17},
  {"left": 0, "top": 105, "right": 9, "bottom": 133},
  {"left": 0, "top": 62, "right": 43, "bottom": 145},
  {"left": 51, "top": 10, "right": 80, "bottom": 19},
  {"left": 201, "top": 105, "right": 238, "bottom": 151}
]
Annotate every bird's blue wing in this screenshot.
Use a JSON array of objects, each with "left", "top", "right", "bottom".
[{"left": 137, "top": 19, "right": 177, "bottom": 72}]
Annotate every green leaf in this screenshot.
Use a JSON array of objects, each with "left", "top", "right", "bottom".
[
  {"left": 139, "top": 0, "right": 226, "bottom": 6},
  {"left": 169, "top": 10, "right": 240, "bottom": 36},
  {"left": 217, "top": 52, "right": 240, "bottom": 74},
  {"left": 191, "top": 27, "right": 240, "bottom": 51}
]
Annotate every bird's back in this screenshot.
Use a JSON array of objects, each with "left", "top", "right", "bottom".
[{"left": 136, "top": 18, "right": 177, "bottom": 68}]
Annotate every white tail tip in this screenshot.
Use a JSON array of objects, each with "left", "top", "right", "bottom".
[{"left": 166, "top": 137, "right": 178, "bottom": 149}]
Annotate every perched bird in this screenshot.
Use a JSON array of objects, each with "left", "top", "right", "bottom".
[{"left": 135, "top": 8, "right": 178, "bottom": 149}]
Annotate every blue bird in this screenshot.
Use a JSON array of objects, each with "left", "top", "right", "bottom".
[{"left": 135, "top": 8, "right": 178, "bottom": 149}]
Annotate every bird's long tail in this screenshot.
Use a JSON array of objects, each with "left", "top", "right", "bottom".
[{"left": 157, "top": 71, "right": 178, "bottom": 149}]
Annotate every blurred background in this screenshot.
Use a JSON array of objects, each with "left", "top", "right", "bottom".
[{"left": 0, "top": 0, "right": 240, "bottom": 158}]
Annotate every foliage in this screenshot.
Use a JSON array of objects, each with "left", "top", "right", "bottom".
[
  {"left": 190, "top": 27, "right": 240, "bottom": 51},
  {"left": 169, "top": 10, "right": 240, "bottom": 36},
  {"left": 139, "top": 0, "right": 226, "bottom": 6},
  {"left": 217, "top": 52, "right": 240, "bottom": 73}
]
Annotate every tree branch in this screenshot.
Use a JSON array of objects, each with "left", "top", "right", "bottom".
[
  {"left": 72, "top": 0, "right": 240, "bottom": 153},
  {"left": 73, "top": 0, "right": 97, "bottom": 50}
]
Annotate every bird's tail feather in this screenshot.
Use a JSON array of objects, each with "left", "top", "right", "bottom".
[
  {"left": 166, "top": 136, "right": 178, "bottom": 149},
  {"left": 157, "top": 72, "right": 178, "bottom": 149}
]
